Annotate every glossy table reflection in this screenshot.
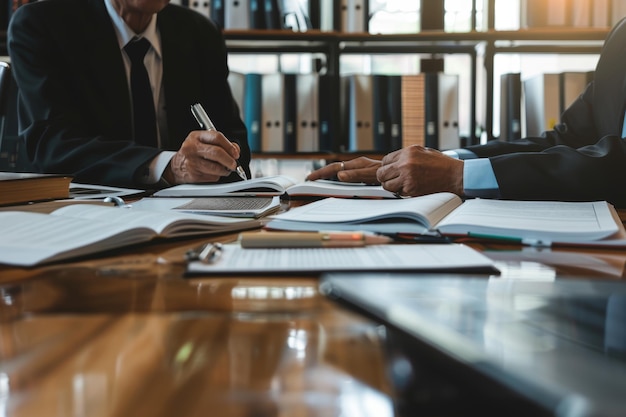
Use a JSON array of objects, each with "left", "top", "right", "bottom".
[{"left": 2, "top": 226, "right": 626, "bottom": 416}]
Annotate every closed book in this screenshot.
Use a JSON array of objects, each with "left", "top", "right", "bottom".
[
  {"left": 264, "top": 0, "right": 282, "bottom": 29},
  {"left": 318, "top": 0, "right": 334, "bottom": 31},
  {"left": 224, "top": 0, "right": 250, "bottom": 29},
  {"left": 420, "top": 0, "right": 444, "bottom": 31},
  {"left": 424, "top": 73, "right": 439, "bottom": 149},
  {"left": 591, "top": 0, "right": 609, "bottom": 27},
  {"left": 340, "top": 0, "right": 349, "bottom": 32},
  {"left": 282, "top": 73, "right": 298, "bottom": 152},
  {"left": 570, "top": 0, "right": 590, "bottom": 27},
  {"left": 372, "top": 74, "right": 390, "bottom": 152},
  {"left": 400, "top": 74, "right": 426, "bottom": 148},
  {"left": 341, "top": 0, "right": 368, "bottom": 32},
  {"left": 308, "top": 0, "right": 320, "bottom": 29},
  {"left": 433, "top": 73, "right": 460, "bottom": 151},
  {"left": 249, "top": 0, "right": 265, "bottom": 29},
  {"left": 261, "top": 73, "right": 285, "bottom": 152},
  {"left": 243, "top": 73, "right": 263, "bottom": 152},
  {"left": 210, "top": 0, "right": 225, "bottom": 27},
  {"left": 387, "top": 75, "right": 403, "bottom": 151},
  {"left": 0, "top": 172, "right": 72, "bottom": 206},
  {"left": 296, "top": 73, "right": 320, "bottom": 152},
  {"left": 188, "top": 0, "right": 210, "bottom": 17},
  {"left": 346, "top": 74, "right": 374, "bottom": 151},
  {"left": 521, "top": 0, "right": 569, "bottom": 28},
  {"left": 499, "top": 72, "right": 522, "bottom": 141},
  {"left": 318, "top": 73, "right": 333, "bottom": 151},
  {"left": 523, "top": 73, "right": 561, "bottom": 137},
  {"left": 612, "top": 0, "right": 626, "bottom": 26},
  {"left": 422, "top": 73, "right": 460, "bottom": 150}
]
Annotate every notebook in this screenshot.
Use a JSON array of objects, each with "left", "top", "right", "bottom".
[{"left": 320, "top": 273, "right": 626, "bottom": 416}]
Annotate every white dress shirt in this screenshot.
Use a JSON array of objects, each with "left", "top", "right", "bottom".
[{"left": 104, "top": 0, "right": 175, "bottom": 185}]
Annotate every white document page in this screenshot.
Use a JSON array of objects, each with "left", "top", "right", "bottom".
[
  {"left": 437, "top": 199, "right": 621, "bottom": 241},
  {"left": 186, "top": 243, "right": 497, "bottom": 275}
]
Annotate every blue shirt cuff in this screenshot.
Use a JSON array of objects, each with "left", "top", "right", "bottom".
[{"left": 463, "top": 158, "right": 501, "bottom": 198}]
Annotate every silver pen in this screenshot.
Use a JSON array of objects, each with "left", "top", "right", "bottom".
[{"left": 191, "top": 103, "right": 247, "bottom": 181}]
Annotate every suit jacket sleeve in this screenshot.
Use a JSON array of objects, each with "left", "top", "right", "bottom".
[
  {"left": 463, "top": 18, "right": 626, "bottom": 207},
  {"left": 7, "top": 0, "right": 249, "bottom": 188}
]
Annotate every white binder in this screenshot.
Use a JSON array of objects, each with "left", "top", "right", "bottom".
[{"left": 296, "top": 73, "right": 320, "bottom": 152}]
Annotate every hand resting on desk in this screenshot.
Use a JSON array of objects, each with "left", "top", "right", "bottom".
[
  {"left": 306, "top": 146, "right": 464, "bottom": 197},
  {"left": 306, "top": 157, "right": 381, "bottom": 184}
]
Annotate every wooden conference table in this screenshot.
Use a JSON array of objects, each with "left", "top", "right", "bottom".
[{"left": 1, "top": 202, "right": 626, "bottom": 417}]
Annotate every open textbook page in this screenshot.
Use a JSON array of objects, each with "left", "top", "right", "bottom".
[
  {"left": 266, "top": 193, "right": 624, "bottom": 245},
  {"left": 153, "top": 175, "right": 398, "bottom": 198},
  {"left": 153, "top": 175, "right": 300, "bottom": 197},
  {"left": 0, "top": 204, "right": 261, "bottom": 267}
]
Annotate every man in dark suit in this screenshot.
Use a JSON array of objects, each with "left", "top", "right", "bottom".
[
  {"left": 307, "top": 18, "right": 626, "bottom": 208},
  {"left": 8, "top": 0, "right": 250, "bottom": 188}
]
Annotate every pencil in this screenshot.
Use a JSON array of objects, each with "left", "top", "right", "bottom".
[{"left": 238, "top": 231, "right": 393, "bottom": 248}]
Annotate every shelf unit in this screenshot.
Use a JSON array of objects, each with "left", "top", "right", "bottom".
[
  {"left": 225, "top": 29, "right": 484, "bottom": 154},
  {"left": 482, "top": 28, "right": 608, "bottom": 140},
  {"left": 0, "top": 2, "right": 612, "bottom": 157},
  {"left": 224, "top": 25, "right": 608, "bottom": 153}
]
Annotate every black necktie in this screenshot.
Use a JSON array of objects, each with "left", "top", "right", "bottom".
[{"left": 124, "top": 38, "right": 157, "bottom": 147}]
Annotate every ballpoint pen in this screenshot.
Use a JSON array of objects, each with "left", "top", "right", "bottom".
[
  {"left": 466, "top": 232, "right": 551, "bottom": 247},
  {"left": 238, "top": 231, "right": 393, "bottom": 248},
  {"left": 191, "top": 102, "right": 248, "bottom": 181}
]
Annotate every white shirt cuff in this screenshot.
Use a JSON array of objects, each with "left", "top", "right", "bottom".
[{"left": 140, "top": 151, "right": 176, "bottom": 185}]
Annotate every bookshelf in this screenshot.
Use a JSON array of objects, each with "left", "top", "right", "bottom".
[
  {"left": 483, "top": 27, "right": 607, "bottom": 140},
  {"left": 224, "top": 29, "right": 607, "bottom": 153},
  {"left": 0, "top": 0, "right": 615, "bottom": 166},
  {"left": 224, "top": 29, "right": 482, "bottom": 153},
  {"left": 221, "top": 0, "right": 613, "bottom": 158}
]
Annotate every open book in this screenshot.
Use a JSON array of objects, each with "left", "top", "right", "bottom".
[
  {"left": 153, "top": 175, "right": 398, "bottom": 199},
  {"left": 1, "top": 204, "right": 262, "bottom": 267},
  {"left": 266, "top": 192, "right": 626, "bottom": 247}
]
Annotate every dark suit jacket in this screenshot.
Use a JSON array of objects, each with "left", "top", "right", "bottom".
[
  {"left": 465, "top": 18, "right": 626, "bottom": 207},
  {"left": 8, "top": 0, "right": 249, "bottom": 188}
]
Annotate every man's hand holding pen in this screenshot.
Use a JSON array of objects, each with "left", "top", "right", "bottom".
[
  {"left": 163, "top": 129, "right": 242, "bottom": 184},
  {"left": 163, "top": 103, "right": 247, "bottom": 185}
]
